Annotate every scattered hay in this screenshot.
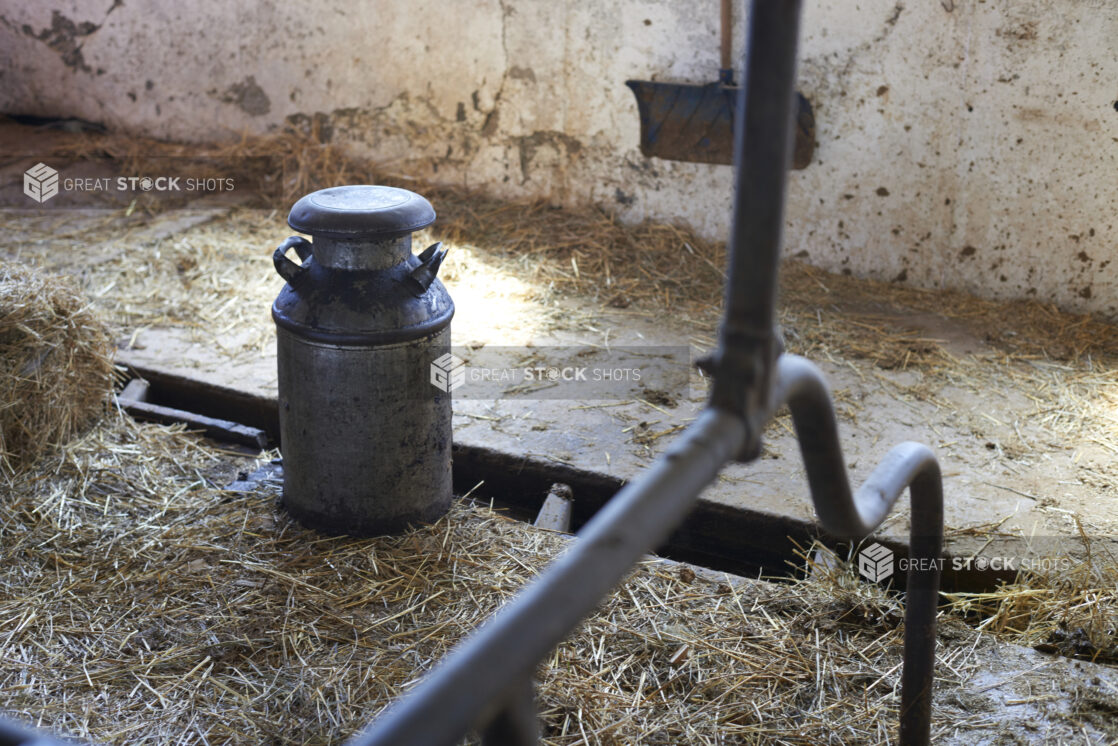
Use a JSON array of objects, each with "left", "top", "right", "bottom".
[
  {"left": 778, "top": 259, "right": 1118, "bottom": 366},
  {"left": 0, "top": 421, "right": 917, "bottom": 743},
  {"left": 0, "top": 261, "right": 115, "bottom": 474},
  {"left": 49, "top": 126, "right": 375, "bottom": 208},
  {"left": 35, "top": 122, "right": 725, "bottom": 310},
  {"left": 0, "top": 415, "right": 931, "bottom": 744},
  {"left": 6, "top": 127, "right": 1118, "bottom": 722},
  {"left": 942, "top": 534, "right": 1118, "bottom": 665},
  {"left": 2, "top": 415, "right": 1112, "bottom": 744},
  {"left": 7, "top": 125, "right": 1118, "bottom": 485},
  {"left": 32, "top": 123, "right": 1118, "bottom": 360}
]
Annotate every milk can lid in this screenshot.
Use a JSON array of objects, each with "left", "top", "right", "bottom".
[{"left": 287, "top": 185, "right": 436, "bottom": 239}]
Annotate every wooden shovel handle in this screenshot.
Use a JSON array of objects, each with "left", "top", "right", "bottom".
[{"left": 720, "top": 0, "right": 732, "bottom": 71}]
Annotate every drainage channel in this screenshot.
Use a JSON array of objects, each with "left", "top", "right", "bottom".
[{"left": 117, "top": 362, "right": 1014, "bottom": 594}]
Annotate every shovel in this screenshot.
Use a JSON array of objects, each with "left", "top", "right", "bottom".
[{"left": 625, "top": 0, "right": 814, "bottom": 168}]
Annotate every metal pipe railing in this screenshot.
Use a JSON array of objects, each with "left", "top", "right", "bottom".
[
  {"left": 708, "top": 0, "right": 802, "bottom": 425},
  {"left": 0, "top": 2, "right": 943, "bottom": 744},
  {"left": 347, "top": 357, "right": 942, "bottom": 746},
  {"left": 347, "top": 409, "right": 749, "bottom": 746},
  {"left": 772, "top": 354, "right": 943, "bottom": 745}
]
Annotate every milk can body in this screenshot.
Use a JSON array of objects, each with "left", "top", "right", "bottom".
[{"left": 271, "top": 185, "right": 453, "bottom": 535}]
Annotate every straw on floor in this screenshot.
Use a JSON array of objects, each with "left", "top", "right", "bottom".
[{"left": 0, "top": 414, "right": 967, "bottom": 744}]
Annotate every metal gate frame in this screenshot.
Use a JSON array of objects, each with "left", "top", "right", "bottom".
[
  {"left": 0, "top": 2, "right": 942, "bottom": 745},
  {"left": 347, "top": 2, "right": 942, "bottom": 744}
]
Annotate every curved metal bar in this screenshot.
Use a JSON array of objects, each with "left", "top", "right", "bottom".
[
  {"left": 772, "top": 354, "right": 943, "bottom": 745},
  {"left": 346, "top": 409, "right": 748, "bottom": 746}
]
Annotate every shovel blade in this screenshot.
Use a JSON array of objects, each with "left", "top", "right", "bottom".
[{"left": 625, "top": 79, "right": 815, "bottom": 169}]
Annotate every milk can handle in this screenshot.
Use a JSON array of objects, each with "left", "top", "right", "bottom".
[{"left": 273, "top": 236, "right": 313, "bottom": 283}]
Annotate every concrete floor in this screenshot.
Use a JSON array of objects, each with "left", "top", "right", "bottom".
[{"left": 112, "top": 296, "right": 1118, "bottom": 563}]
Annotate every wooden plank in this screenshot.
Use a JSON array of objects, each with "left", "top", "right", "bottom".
[{"left": 116, "top": 355, "right": 280, "bottom": 438}]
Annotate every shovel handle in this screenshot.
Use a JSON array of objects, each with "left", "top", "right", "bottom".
[{"left": 720, "top": 0, "right": 732, "bottom": 72}]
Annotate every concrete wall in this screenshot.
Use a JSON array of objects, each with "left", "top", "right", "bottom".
[{"left": 3, "top": 0, "right": 1117, "bottom": 316}]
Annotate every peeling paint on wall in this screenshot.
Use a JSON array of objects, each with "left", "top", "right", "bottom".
[
  {"left": 20, "top": 10, "right": 99, "bottom": 73},
  {"left": 216, "top": 76, "right": 272, "bottom": 117},
  {"left": 515, "top": 131, "right": 582, "bottom": 183}
]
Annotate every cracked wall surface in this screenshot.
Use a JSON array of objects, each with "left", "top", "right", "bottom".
[{"left": 2, "top": 0, "right": 1117, "bottom": 316}]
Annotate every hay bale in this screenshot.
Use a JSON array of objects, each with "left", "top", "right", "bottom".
[{"left": 0, "top": 261, "right": 115, "bottom": 473}]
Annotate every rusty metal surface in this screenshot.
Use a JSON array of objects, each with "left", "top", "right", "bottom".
[
  {"left": 276, "top": 327, "right": 453, "bottom": 535},
  {"left": 271, "top": 235, "right": 454, "bottom": 346}
]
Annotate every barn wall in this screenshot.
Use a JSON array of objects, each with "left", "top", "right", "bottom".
[{"left": 3, "top": 0, "right": 1117, "bottom": 315}]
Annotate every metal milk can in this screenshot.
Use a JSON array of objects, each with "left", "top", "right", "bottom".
[{"left": 271, "top": 185, "right": 454, "bottom": 536}]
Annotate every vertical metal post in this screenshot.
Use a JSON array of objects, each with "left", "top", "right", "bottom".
[
  {"left": 709, "top": 0, "right": 803, "bottom": 435},
  {"left": 900, "top": 472, "right": 943, "bottom": 746}
]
